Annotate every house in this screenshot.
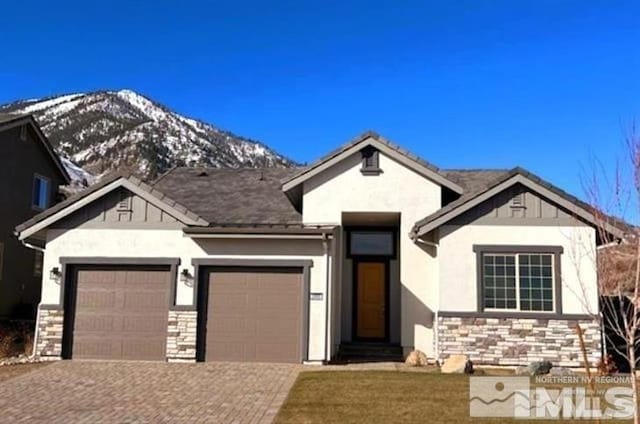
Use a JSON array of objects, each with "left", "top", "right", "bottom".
[
  {"left": 15, "top": 131, "right": 625, "bottom": 365},
  {"left": 0, "top": 114, "right": 70, "bottom": 320}
]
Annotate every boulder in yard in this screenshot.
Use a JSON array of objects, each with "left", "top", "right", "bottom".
[
  {"left": 441, "top": 354, "right": 468, "bottom": 373},
  {"left": 549, "top": 367, "right": 573, "bottom": 376},
  {"left": 528, "top": 360, "right": 553, "bottom": 376},
  {"left": 405, "top": 350, "right": 428, "bottom": 367}
]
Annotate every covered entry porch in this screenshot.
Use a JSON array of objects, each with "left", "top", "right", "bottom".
[{"left": 336, "top": 212, "right": 403, "bottom": 361}]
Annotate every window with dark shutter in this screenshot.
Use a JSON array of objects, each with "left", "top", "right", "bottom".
[
  {"left": 34, "top": 251, "right": 43, "bottom": 277},
  {"left": 32, "top": 175, "right": 50, "bottom": 210}
]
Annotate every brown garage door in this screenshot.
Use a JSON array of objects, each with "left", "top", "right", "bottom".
[
  {"left": 71, "top": 266, "right": 170, "bottom": 360},
  {"left": 205, "top": 267, "right": 303, "bottom": 363}
]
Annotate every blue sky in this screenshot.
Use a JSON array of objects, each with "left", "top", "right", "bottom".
[{"left": 1, "top": 1, "right": 639, "bottom": 213}]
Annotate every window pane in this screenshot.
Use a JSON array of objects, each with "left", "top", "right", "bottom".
[
  {"left": 482, "top": 254, "right": 516, "bottom": 310},
  {"left": 39, "top": 179, "right": 49, "bottom": 208},
  {"left": 349, "top": 232, "right": 393, "bottom": 256},
  {"left": 518, "top": 253, "right": 554, "bottom": 311},
  {"left": 32, "top": 176, "right": 49, "bottom": 209}
]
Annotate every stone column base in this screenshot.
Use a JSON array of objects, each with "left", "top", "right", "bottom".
[
  {"left": 166, "top": 310, "right": 197, "bottom": 361},
  {"left": 36, "top": 308, "right": 64, "bottom": 359}
]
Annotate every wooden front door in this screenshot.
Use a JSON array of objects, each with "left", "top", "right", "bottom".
[{"left": 356, "top": 261, "right": 386, "bottom": 339}]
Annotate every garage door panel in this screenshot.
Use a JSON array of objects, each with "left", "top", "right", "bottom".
[
  {"left": 123, "top": 292, "right": 168, "bottom": 309},
  {"left": 76, "top": 291, "right": 117, "bottom": 308},
  {"left": 74, "top": 315, "right": 118, "bottom": 332},
  {"left": 72, "top": 266, "right": 170, "bottom": 361},
  {"left": 205, "top": 267, "right": 303, "bottom": 363},
  {"left": 256, "top": 343, "right": 297, "bottom": 363}
]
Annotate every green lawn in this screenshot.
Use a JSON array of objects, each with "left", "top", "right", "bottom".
[{"left": 275, "top": 370, "right": 634, "bottom": 424}]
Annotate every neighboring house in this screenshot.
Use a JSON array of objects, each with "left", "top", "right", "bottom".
[
  {"left": 0, "top": 114, "right": 70, "bottom": 319},
  {"left": 16, "top": 131, "right": 625, "bottom": 365}
]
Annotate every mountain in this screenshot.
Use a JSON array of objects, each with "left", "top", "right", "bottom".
[{"left": 0, "top": 90, "right": 295, "bottom": 182}]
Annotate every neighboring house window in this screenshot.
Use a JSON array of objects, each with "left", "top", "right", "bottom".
[
  {"left": 32, "top": 175, "right": 50, "bottom": 210},
  {"left": 360, "top": 146, "right": 381, "bottom": 175},
  {"left": 474, "top": 245, "right": 563, "bottom": 314},
  {"left": 34, "top": 251, "right": 43, "bottom": 277},
  {"left": 0, "top": 243, "right": 4, "bottom": 281},
  {"left": 348, "top": 231, "right": 395, "bottom": 257}
]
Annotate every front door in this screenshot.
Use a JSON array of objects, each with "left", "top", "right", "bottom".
[{"left": 355, "top": 261, "right": 386, "bottom": 340}]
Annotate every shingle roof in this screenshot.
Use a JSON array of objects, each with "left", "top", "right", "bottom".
[
  {"left": 15, "top": 172, "right": 207, "bottom": 235},
  {"left": 412, "top": 167, "right": 631, "bottom": 238},
  {"left": 442, "top": 169, "right": 512, "bottom": 195},
  {"left": 153, "top": 167, "right": 304, "bottom": 226}
]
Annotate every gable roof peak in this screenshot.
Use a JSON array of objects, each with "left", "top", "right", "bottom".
[
  {"left": 281, "top": 131, "right": 464, "bottom": 194},
  {"left": 0, "top": 113, "right": 70, "bottom": 183}
]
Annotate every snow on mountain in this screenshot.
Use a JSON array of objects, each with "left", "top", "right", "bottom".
[{"left": 0, "top": 90, "right": 295, "bottom": 180}]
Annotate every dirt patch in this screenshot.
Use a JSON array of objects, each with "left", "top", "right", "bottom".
[
  {"left": 0, "top": 321, "right": 34, "bottom": 358},
  {"left": 0, "top": 362, "right": 49, "bottom": 383}
]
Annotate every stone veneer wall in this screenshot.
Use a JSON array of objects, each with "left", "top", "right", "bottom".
[
  {"left": 35, "top": 308, "right": 64, "bottom": 359},
  {"left": 166, "top": 310, "right": 198, "bottom": 362},
  {"left": 438, "top": 316, "right": 600, "bottom": 367}
]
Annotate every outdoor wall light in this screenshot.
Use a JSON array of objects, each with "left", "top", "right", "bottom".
[
  {"left": 49, "top": 267, "right": 61, "bottom": 282},
  {"left": 180, "top": 269, "right": 194, "bottom": 287}
]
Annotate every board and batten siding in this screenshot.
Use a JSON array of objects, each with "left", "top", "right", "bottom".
[
  {"left": 51, "top": 188, "right": 182, "bottom": 229},
  {"left": 449, "top": 183, "right": 583, "bottom": 226},
  {"left": 301, "top": 147, "right": 443, "bottom": 357},
  {"left": 39, "top": 228, "right": 330, "bottom": 362}
]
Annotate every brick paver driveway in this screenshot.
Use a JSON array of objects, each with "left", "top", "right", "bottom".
[{"left": 0, "top": 361, "right": 299, "bottom": 424}]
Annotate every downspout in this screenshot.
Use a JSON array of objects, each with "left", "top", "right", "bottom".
[
  {"left": 434, "top": 310, "right": 439, "bottom": 364},
  {"left": 21, "top": 240, "right": 45, "bottom": 253},
  {"left": 20, "top": 239, "right": 45, "bottom": 358},
  {"left": 322, "top": 233, "right": 331, "bottom": 364}
]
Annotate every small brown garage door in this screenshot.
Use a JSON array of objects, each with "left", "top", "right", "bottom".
[
  {"left": 71, "top": 266, "right": 170, "bottom": 360},
  {"left": 205, "top": 267, "right": 303, "bottom": 363}
]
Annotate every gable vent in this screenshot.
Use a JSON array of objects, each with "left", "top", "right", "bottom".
[
  {"left": 117, "top": 190, "right": 132, "bottom": 211},
  {"left": 512, "top": 192, "right": 525, "bottom": 207}
]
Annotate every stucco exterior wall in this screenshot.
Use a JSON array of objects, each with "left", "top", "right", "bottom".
[
  {"left": 438, "top": 224, "right": 598, "bottom": 315},
  {"left": 41, "top": 228, "right": 330, "bottom": 361},
  {"left": 302, "top": 148, "right": 442, "bottom": 356}
]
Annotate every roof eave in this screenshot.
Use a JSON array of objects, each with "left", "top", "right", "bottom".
[
  {"left": 411, "top": 171, "right": 629, "bottom": 241},
  {"left": 16, "top": 174, "right": 208, "bottom": 240},
  {"left": 0, "top": 115, "right": 71, "bottom": 184}
]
